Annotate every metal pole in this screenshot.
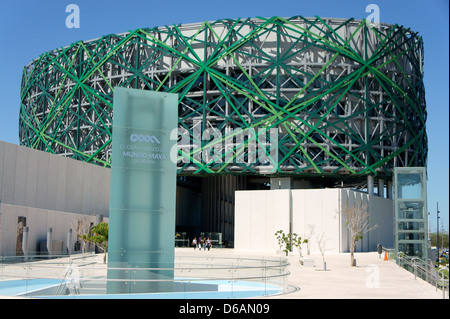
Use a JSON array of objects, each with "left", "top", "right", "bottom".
[{"left": 437, "top": 202, "right": 440, "bottom": 262}]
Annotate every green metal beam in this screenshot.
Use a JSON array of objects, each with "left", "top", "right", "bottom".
[{"left": 19, "top": 16, "right": 427, "bottom": 178}]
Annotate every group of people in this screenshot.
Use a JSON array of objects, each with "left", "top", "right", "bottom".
[{"left": 192, "top": 236, "right": 212, "bottom": 251}]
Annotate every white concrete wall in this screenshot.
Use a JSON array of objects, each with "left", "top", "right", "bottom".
[
  {"left": 291, "top": 189, "right": 342, "bottom": 254},
  {"left": 235, "top": 190, "right": 290, "bottom": 253},
  {"left": 0, "top": 140, "right": 111, "bottom": 255},
  {"left": 0, "top": 141, "right": 110, "bottom": 215},
  {"left": 234, "top": 188, "right": 394, "bottom": 255},
  {"left": 339, "top": 190, "right": 394, "bottom": 253},
  {"left": 368, "top": 194, "right": 394, "bottom": 250}
]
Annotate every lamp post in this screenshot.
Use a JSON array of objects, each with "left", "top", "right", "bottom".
[{"left": 436, "top": 202, "right": 440, "bottom": 262}]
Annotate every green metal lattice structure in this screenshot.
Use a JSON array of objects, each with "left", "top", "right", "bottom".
[{"left": 19, "top": 16, "right": 427, "bottom": 181}]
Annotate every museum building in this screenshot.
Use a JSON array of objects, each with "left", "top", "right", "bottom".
[{"left": 0, "top": 16, "right": 427, "bottom": 257}]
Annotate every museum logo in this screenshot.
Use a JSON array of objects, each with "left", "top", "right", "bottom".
[{"left": 130, "top": 134, "right": 160, "bottom": 144}]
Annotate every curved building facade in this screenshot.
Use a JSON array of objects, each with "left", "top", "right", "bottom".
[{"left": 19, "top": 16, "right": 427, "bottom": 183}]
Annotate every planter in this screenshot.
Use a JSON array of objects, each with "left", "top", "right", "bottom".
[
  {"left": 277, "top": 250, "right": 292, "bottom": 256},
  {"left": 299, "top": 257, "right": 314, "bottom": 267}
]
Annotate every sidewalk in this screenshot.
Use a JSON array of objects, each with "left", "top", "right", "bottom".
[
  {"left": 272, "top": 251, "right": 444, "bottom": 299},
  {"left": 176, "top": 248, "right": 445, "bottom": 299}
]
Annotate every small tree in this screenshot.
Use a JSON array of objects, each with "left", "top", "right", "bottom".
[
  {"left": 292, "top": 235, "right": 308, "bottom": 257},
  {"left": 81, "top": 222, "right": 109, "bottom": 263},
  {"left": 316, "top": 231, "right": 328, "bottom": 270},
  {"left": 343, "top": 199, "right": 378, "bottom": 267},
  {"left": 275, "top": 230, "right": 299, "bottom": 256},
  {"left": 304, "top": 225, "right": 315, "bottom": 255},
  {"left": 275, "top": 230, "right": 289, "bottom": 255}
]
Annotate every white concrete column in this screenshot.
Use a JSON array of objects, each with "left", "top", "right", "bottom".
[
  {"left": 22, "top": 227, "right": 29, "bottom": 257},
  {"left": 378, "top": 178, "right": 385, "bottom": 197},
  {"left": 387, "top": 180, "right": 393, "bottom": 199},
  {"left": 67, "top": 228, "right": 73, "bottom": 255},
  {"left": 96, "top": 214, "right": 103, "bottom": 224},
  {"left": 47, "top": 228, "right": 53, "bottom": 257},
  {"left": 367, "top": 175, "right": 374, "bottom": 195}
]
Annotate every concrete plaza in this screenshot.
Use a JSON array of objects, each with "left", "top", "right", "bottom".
[
  {"left": 178, "top": 248, "right": 445, "bottom": 299},
  {"left": 0, "top": 248, "right": 446, "bottom": 299}
]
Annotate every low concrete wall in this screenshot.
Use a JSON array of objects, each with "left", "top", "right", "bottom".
[
  {"left": 0, "top": 141, "right": 110, "bottom": 255},
  {"left": 0, "top": 202, "right": 106, "bottom": 255}
]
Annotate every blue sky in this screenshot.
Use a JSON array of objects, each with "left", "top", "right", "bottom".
[{"left": 0, "top": 0, "right": 448, "bottom": 232}]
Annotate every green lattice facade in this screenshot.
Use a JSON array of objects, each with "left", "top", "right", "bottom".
[{"left": 19, "top": 16, "right": 427, "bottom": 179}]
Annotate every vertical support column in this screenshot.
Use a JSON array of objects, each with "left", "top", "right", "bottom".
[
  {"left": 22, "top": 227, "right": 29, "bottom": 258},
  {"left": 67, "top": 228, "right": 73, "bottom": 255},
  {"left": 47, "top": 228, "right": 53, "bottom": 258},
  {"left": 96, "top": 214, "right": 103, "bottom": 224},
  {"left": 387, "top": 180, "right": 393, "bottom": 199},
  {"left": 378, "top": 178, "right": 385, "bottom": 197},
  {"left": 367, "top": 175, "right": 374, "bottom": 195}
]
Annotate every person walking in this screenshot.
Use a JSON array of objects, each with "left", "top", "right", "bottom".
[{"left": 192, "top": 237, "right": 197, "bottom": 250}]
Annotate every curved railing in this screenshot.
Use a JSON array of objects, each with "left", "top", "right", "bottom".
[{"left": 0, "top": 253, "right": 290, "bottom": 299}]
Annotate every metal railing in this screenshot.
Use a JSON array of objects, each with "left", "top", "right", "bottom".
[
  {"left": 0, "top": 252, "right": 290, "bottom": 298},
  {"left": 395, "top": 251, "right": 449, "bottom": 299},
  {"left": 438, "top": 268, "right": 449, "bottom": 299},
  {"left": 54, "top": 254, "right": 99, "bottom": 295}
]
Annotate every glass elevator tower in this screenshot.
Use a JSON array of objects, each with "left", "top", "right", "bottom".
[{"left": 394, "top": 167, "right": 428, "bottom": 260}]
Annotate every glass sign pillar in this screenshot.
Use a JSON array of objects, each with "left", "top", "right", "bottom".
[{"left": 107, "top": 88, "right": 178, "bottom": 294}]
